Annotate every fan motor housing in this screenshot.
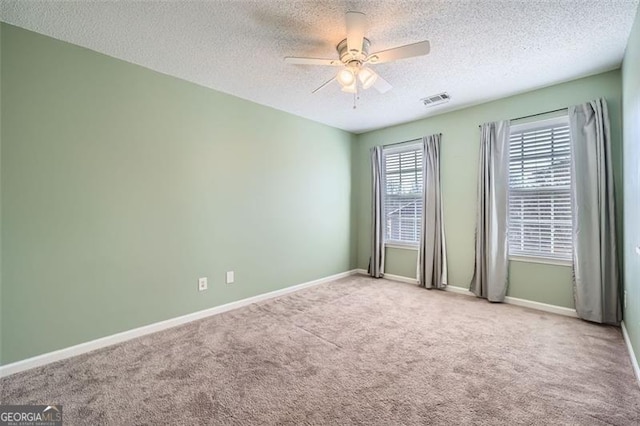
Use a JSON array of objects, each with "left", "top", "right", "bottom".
[{"left": 337, "top": 38, "right": 371, "bottom": 63}]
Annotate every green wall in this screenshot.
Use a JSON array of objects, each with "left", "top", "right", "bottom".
[
  {"left": 0, "top": 24, "right": 354, "bottom": 365},
  {"left": 0, "top": 20, "right": 632, "bottom": 367},
  {"left": 354, "top": 70, "right": 624, "bottom": 309},
  {"left": 622, "top": 7, "right": 640, "bottom": 367}
]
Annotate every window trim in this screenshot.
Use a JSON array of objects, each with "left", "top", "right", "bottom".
[
  {"left": 510, "top": 115, "right": 569, "bottom": 134},
  {"left": 381, "top": 141, "right": 423, "bottom": 247},
  {"left": 508, "top": 115, "right": 573, "bottom": 263},
  {"left": 385, "top": 242, "right": 419, "bottom": 250},
  {"left": 509, "top": 255, "right": 572, "bottom": 267}
]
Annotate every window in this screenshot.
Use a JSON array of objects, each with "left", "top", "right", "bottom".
[
  {"left": 508, "top": 116, "right": 572, "bottom": 263},
  {"left": 383, "top": 144, "right": 423, "bottom": 246}
]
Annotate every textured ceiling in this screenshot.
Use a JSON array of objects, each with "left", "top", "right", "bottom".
[{"left": 1, "top": 0, "right": 638, "bottom": 133}]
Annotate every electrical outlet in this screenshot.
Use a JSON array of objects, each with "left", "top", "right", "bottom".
[
  {"left": 198, "top": 277, "right": 208, "bottom": 291},
  {"left": 226, "top": 271, "right": 234, "bottom": 284}
]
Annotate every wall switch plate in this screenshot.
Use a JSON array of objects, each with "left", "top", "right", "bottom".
[
  {"left": 198, "top": 277, "right": 208, "bottom": 291},
  {"left": 635, "top": 246, "right": 640, "bottom": 256},
  {"left": 226, "top": 271, "right": 234, "bottom": 284},
  {"left": 624, "top": 290, "right": 627, "bottom": 309}
]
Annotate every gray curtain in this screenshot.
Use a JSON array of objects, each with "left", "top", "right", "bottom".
[
  {"left": 369, "top": 146, "right": 385, "bottom": 278},
  {"left": 418, "top": 134, "right": 448, "bottom": 289},
  {"left": 470, "top": 120, "right": 511, "bottom": 302},
  {"left": 569, "top": 99, "right": 620, "bottom": 325}
]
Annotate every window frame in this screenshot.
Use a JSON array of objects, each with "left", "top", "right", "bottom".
[
  {"left": 381, "top": 142, "right": 424, "bottom": 248},
  {"left": 507, "top": 115, "right": 573, "bottom": 266}
]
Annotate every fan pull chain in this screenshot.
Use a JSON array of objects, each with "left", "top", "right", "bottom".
[{"left": 353, "top": 86, "right": 359, "bottom": 109}]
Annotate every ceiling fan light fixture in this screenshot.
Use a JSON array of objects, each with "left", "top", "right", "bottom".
[
  {"left": 336, "top": 68, "right": 355, "bottom": 87},
  {"left": 284, "top": 11, "right": 430, "bottom": 97},
  {"left": 341, "top": 80, "right": 357, "bottom": 93},
  {"left": 358, "top": 67, "right": 378, "bottom": 89}
]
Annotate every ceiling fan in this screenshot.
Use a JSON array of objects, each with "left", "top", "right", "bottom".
[{"left": 284, "top": 11, "right": 430, "bottom": 98}]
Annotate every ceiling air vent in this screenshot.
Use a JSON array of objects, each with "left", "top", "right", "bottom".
[{"left": 421, "top": 92, "right": 450, "bottom": 107}]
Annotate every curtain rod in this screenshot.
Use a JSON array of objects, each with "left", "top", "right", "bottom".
[
  {"left": 383, "top": 133, "right": 442, "bottom": 148},
  {"left": 477, "top": 107, "right": 568, "bottom": 128}
]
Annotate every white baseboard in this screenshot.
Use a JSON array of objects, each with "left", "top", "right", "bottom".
[
  {"left": 355, "top": 269, "right": 420, "bottom": 285},
  {"left": 381, "top": 272, "right": 418, "bottom": 285},
  {"left": 355, "top": 270, "right": 578, "bottom": 318},
  {"left": 622, "top": 320, "right": 640, "bottom": 387},
  {"left": 444, "top": 284, "right": 578, "bottom": 318},
  {"left": 502, "top": 295, "right": 578, "bottom": 317},
  {"left": 443, "top": 285, "right": 474, "bottom": 296},
  {"left": 0, "top": 269, "right": 359, "bottom": 378}
]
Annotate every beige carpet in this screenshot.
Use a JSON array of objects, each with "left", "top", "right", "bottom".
[{"left": 1, "top": 276, "right": 639, "bottom": 425}]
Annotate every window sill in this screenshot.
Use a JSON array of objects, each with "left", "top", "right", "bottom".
[
  {"left": 509, "top": 255, "right": 572, "bottom": 267},
  {"left": 385, "top": 243, "right": 419, "bottom": 251}
]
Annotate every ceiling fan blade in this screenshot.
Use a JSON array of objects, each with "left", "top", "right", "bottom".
[
  {"left": 367, "top": 41, "right": 430, "bottom": 64},
  {"left": 284, "top": 57, "right": 342, "bottom": 66},
  {"left": 346, "top": 11, "right": 366, "bottom": 54},
  {"left": 372, "top": 73, "right": 392, "bottom": 94},
  {"left": 311, "top": 77, "right": 336, "bottom": 94}
]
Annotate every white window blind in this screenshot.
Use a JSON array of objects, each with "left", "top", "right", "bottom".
[
  {"left": 383, "top": 144, "right": 423, "bottom": 245},
  {"left": 508, "top": 116, "right": 572, "bottom": 261}
]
